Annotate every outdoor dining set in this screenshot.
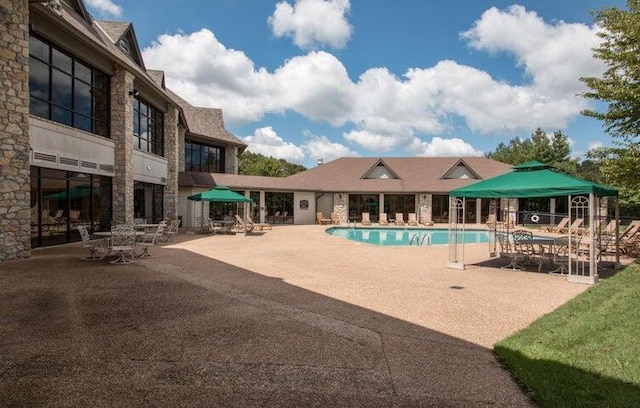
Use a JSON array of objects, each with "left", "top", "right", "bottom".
[{"left": 78, "top": 218, "right": 180, "bottom": 265}]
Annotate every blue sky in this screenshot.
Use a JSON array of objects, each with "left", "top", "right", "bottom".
[{"left": 86, "top": 0, "right": 628, "bottom": 168}]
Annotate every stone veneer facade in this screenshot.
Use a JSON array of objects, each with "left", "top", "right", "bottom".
[
  {"left": 110, "top": 65, "right": 135, "bottom": 225},
  {"left": 163, "top": 104, "right": 179, "bottom": 220},
  {"left": 0, "top": 0, "right": 30, "bottom": 262}
]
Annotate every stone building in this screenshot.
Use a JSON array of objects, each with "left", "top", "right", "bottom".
[{"left": 0, "top": 0, "right": 245, "bottom": 261}]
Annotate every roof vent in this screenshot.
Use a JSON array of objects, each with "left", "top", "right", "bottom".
[{"left": 317, "top": 158, "right": 323, "bottom": 166}]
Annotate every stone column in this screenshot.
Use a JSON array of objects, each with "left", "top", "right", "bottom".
[
  {"left": 225, "top": 145, "right": 238, "bottom": 174},
  {"left": 110, "top": 65, "right": 134, "bottom": 225},
  {"left": 0, "top": 0, "right": 30, "bottom": 262},
  {"left": 163, "top": 103, "right": 179, "bottom": 220},
  {"left": 419, "top": 193, "right": 433, "bottom": 224}
]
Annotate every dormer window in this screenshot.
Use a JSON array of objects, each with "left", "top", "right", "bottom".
[{"left": 118, "top": 38, "right": 130, "bottom": 54}]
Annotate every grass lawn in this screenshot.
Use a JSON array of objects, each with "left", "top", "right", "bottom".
[{"left": 494, "top": 263, "right": 640, "bottom": 408}]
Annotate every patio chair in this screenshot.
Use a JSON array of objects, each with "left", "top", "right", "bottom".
[
  {"left": 395, "top": 213, "right": 405, "bottom": 226},
  {"left": 248, "top": 215, "right": 271, "bottom": 231},
  {"left": 164, "top": 219, "right": 180, "bottom": 241},
  {"left": 620, "top": 223, "right": 640, "bottom": 254},
  {"left": 109, "top": 225, "right": 136, "bottom": 265},
  {"left": 407, "top": 213, "right": 418, "bottom": 226},
  {"left": 77, "top": 225, "right": 104, "bottom": 261},
  {"left": 561, "top": 218, "right": 584, "bottom": 235},
  {"left": 550, "top": 236, "right": 582, "bottom": 275},
  {"left": 316, "top": 212, "right": 331, "bottom": 225},
  {"left": 379, "top": 213, "right": 389, "bottom": 226},
  {"left": 234, "top": 215, "right": 255, "bottom": 233},
  {"left": 496, "top": 232, "right": 523, "bottom": 270},
  {"left": 330, "top": 212, "right": 340, "bottom": 225},
  {"left": 543, "top": 217, "right": 569, "bottom": 233},
  {"left": 512, "top": 229, "right": 545, "bottom": 271},
  {"left": 136, "top": 223, "right": 164, "bottom": 258},
  {"left": 361, "top": 212, "right": 371, "bottom": 226}
]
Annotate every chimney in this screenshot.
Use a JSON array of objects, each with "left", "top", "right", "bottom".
[{"left": 317, "top": 158, "right": 323, "bottom": 166}]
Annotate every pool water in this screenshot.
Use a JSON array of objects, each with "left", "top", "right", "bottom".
[{"left": 326, "top": 227, "right": 490, "bottom": 246}]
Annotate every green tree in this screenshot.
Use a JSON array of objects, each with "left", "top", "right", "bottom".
[
  {"left": 485, "top": 128, "right": 578, "bottom": 174},
  {"left": 580, "top": 1, "right": 640, "bottom": 208},
  {"left": 581, "top": 0, "right": 640, "bottom": 140},
  {"left": 238, "top": 151, "right": 306, "bottom": 177}
]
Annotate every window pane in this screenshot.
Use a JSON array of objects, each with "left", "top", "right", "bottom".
[
  {"left": 52, "top": 105, "right": 72, "bottom": 126},
  {"left": 94, "top": 71, "right": 109, "bottom": 92},
  {"left": 140, "top": 118, "right": 148, "bottom": 141},
  {"left": 51, "top": 69, "right": 72, "bottom": 107},
  {"left": 74, "top": 79, "right": 92, "bottom": 116},
  {"left": 52, "top": 48, "right": 72, "bottom": 73},
  {"left": 29, "top": 35, "right": 49, "bottom": 61},
  {"left": 75, "top": 114, "right": 92, "bottom": 133},
  {"left": 29, "top": 57, "right": 49, "bottom": 101},
  {"left": 95, "top": 120, "right": 108, "bottom": 138},
  {"left": 74, "top": 60, "right": 91, "bottom": 83},
  {"left": 30, "top": 96, "right": 49, "bottom": 119},
  {"left": 94, "top": 90, "right": 109, "bottom": 123}
]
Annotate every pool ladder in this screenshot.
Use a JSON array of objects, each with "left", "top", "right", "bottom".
[{"left": 409, "top": 233, "right": 430, "bottom": 246}]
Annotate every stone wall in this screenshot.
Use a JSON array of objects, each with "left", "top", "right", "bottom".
[
  {"left": 418, "top": 193, "right": 432, "bottom": 225},
  {"left": 110, "top": 65, "right": 134, "bottom": 225},
  {"left": 0, "top": 0, "right": 31, "bottom": 262},
  {"left": 163, "top": 104, "right": 179, "bottom": 220}
]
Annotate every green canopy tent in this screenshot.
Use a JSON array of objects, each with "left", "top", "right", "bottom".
[
  {"left": 447, "top": 161, "right": 619, "bottom": 284},
  {"left": 187, "top": 185, "right": 253, "bottom": 203},
  {"left": 187, "top": 186, "right": 253, "bottom": 232}
]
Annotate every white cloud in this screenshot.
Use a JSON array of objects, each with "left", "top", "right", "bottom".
[
  {"left": 242, "top": 127, "right": 305, "bottom": 163},
  {"left": 85, "top": 0, "right": 122, "bottom": 17},
  {"left": 268, "top": 0, "right": 352, "bottom": 49},
  {"left": 242, "top": 127, "right": 357, "bottom": 164},
  {"left": 461, "top": 5, "right": 605, "bottom": 96},
  {"left": 408, "top": 137, "right": 484, "bottom": 157},
  {"left": 142, "top": 6, "right": 607, "bottom": 157}
]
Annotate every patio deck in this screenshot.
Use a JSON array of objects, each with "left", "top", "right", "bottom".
[{"left": 0, "top": 225, "right": 610, "bottom": 407}]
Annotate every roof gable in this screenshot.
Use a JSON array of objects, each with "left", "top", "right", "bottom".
[
  {"left": 362, "top": 159, "right": 399, "bottom": 180},
  {"left": 61, "top": 0, "right": 92, "bottom": 23},
  {"left": 96, "top": 21, "right": 145, "bottom": 69},
  {"left": 442, "top": 159, "right": 480, "bottom": 180}
]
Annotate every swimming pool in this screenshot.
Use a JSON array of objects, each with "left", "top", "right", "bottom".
[{"left": 325, "top": 227, "right": 490, "bottom": 246}]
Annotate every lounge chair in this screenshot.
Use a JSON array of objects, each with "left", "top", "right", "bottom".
[
  {"left": 561, "top": 218, "right": 584, "bottom": 235},
  {"left": 361, "top": 212, "right": 371, "bottom": 226},
  {"left": 407, "top": 213, "right": 418, "bottom": 226},
  {"left": 248, "top": 215, "right": 272, "bottom": 231},
  {"left": 330, "top": 212, "right": 340, "bottom": 225},
  {"left": 316, "top": 212, "right": 331, "bottom": 225},
  {"left": 379, "top": 213, "right": 389, "bottom": 226},
  {"left": 543, "top": 216, "right": 569, "bottom": 233},
  {"left": 234, "top": 215, "right": 255, "bottom": 233},
  {"left": 395, "top": 213, "right": 405, "bottom": 226},
  {"left": 77, "top": 225, "right": 105, "bottom": 261}
]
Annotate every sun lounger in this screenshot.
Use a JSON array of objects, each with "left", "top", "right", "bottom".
[
  {"left": 395, "top": 213, "right": 405, "bottom": 226},
  {"left": 379, "top": 213, "right": 389, "bottom": 226},
  {"left": 407, "top": 213, "right": 418, "bottom": 226},
  {"left": 330, "top": 212, "right": 340, "bottom": 225},
  {"left": 543, "top": 216, "right": 569, "bottom": 233},
  {"left": 248, "top": 216, "right": 271, "bottom": 230},
  {"left": 361, "top": 213, "right": 371, "bottom": 226},
  {"left": 561, "top": 218, "right": 584, "bottom": 234}
]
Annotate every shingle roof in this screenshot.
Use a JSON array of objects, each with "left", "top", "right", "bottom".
[
  {"left": 167, "top": 89, "right": 247, "bottom": 148},
  {"left": 179, "top": 157, "right": 512, "bottom": 193}
]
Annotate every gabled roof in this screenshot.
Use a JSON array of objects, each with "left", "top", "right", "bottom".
[
  {"left": 179, "top": 157, "right": 512, "bottom": 193},
  {"left": 283, "top": 157, "right": 511, "bottom": 193},
  {"left": 167, "top": 89, "right": 247, "bottom": 149},
  {"left": 60, "top": 0, "right": 92, "bottom": 23},
  {"left": 442, "top": 159, "right": 481, "bottom": 180},
  {"left": 362, "top": 159, "right": 400, "bottom": 180},
  {"left": 96, "top": 20, "right": 145, "bottom": 69}
]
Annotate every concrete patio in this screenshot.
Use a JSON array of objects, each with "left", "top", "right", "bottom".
[{"left": 0, "top": 225, "right": 598, "bottom": 407}]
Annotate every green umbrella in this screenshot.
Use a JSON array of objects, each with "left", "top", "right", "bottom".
[{"left": 187, "top": 186, "right": 252, "bottom": 202}]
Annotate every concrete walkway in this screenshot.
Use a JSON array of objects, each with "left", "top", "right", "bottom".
[{"left": 0, "top": 225, "right": 594, "bottom": 407}]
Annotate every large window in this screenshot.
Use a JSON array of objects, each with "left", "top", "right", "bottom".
[
  {"left": 133, "top": 96, "right": 164, "bottom": 156},
  {"left": 134, "top": 181, "right": 164, "bottom": 223},
  {"left": 432, "top": 195, "right": 449, "bottom": 223},
  {"left": 30, "top": 167, "right": 112, "bottom": 247},
  {"left": 383, "top": 194, "right": 415, "bottom": 221},
  {"left": 185, "top": 139, "right": 225, "bottom": 173},
  {"left": 349, "top": 194, "right": 379, "bottom": 222},
  {"left": 29, "top": 34, "right": 110, "bottom": 137},
  {"left": 264, "top": 192, "right": 293, "bottom": 224}
]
